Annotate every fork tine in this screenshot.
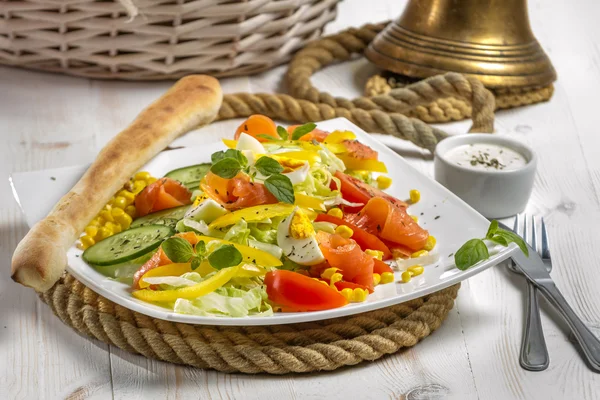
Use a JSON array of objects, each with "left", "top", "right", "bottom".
[
  {"left": 521, "top": 213, "right": 527, "bottom": 243},
  {"left": 513, "top": 214, "right": 519, "bottom": 233},
  {"left": 531, "top": 215, "right": 538, "bottom": 253},
  {"left": 541, "top": 217, "right": 551, "bottom": 259}
]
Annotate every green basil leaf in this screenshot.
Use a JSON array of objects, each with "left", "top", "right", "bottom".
[
  {"left": 210, "top": 158, "right": 242, "bottom": 179},
  {"left": 256, "top": 134, "right": 280, "bottom": 141},
  {"left": 494, "top": 228, "right": 529, "bottom": 256},
  {"left": 208, "top": 244, "right": 243, "bottom": 270},
  {"left": 488, "top": 234, "right": 508, "bottom": 247},
  {"left": 190, "top": 257, "right": 202, "bottom": 270},
  {"left": 255, "top": 156, "right": 284, "bottom": 176},
  {"left": 486, "top": 220, "right": 499, "bottom": 239},
  {"left": 454, "top": 239, "right": 489, "bottom": 270},
  {"left": 264, "top": 174, "right": 295, "bottom": 204},
  {"left": 211, "top": 149, "right": 248, "bottom": 167},
  {"left": 276, "top": 126, "right": 289, "bottom": 140},
  {"left": 161, "top": 237, "right": 195, "bottom": 263},
  {"left": 291, "top": 123, "right": 317, "bottom": 140},
  {"left": 195, "top": 240, "right": 206, "bottom": 256}
]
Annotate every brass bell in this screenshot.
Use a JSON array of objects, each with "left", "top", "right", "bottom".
[{"left": 365, "top": 0, "right": 556, "bottom": 88}]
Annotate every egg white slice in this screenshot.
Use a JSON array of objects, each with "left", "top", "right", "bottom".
[
  {"left": 283, "top": 162, "right": 310, "bottom": 185},
  {"left": 277, "top": 208, "right": 325, "bottom": 266},
  {"left": 236, "top": 132, "right": 266, "bottom": 155}
]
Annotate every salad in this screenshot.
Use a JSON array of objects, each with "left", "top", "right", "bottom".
[{"left": 77, "top": 115, "right": 437, "bottom": 317}]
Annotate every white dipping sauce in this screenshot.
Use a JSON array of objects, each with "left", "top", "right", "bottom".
[{"left": 444, "top": 143, "right": 527, "bottom": 171}]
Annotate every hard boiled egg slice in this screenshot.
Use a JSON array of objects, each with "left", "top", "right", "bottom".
[
  {"left": 270, "top": 154, "right": 310, "bottom": 185},
  {"left": 277, "top": 207, "right": 325, "bottom": 266},
  {"left": 237, "top": 133, "right": 265, "bottom": 155},
  {"left": 184, "top": 198, "right": 228, "bottom": 224}
]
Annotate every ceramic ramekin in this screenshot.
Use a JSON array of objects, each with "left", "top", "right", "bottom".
[{"left": 434, "top": 134, "right": 537, "bottom": 218}]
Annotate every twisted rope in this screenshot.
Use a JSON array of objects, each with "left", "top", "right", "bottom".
[{"left": 39, "top": 273, "right": 459, "bottom": 374}]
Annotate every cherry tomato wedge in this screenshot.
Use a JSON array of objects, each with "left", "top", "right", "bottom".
[
  {"left": 317, "top": 231, "right": 374, "bottom": 292},
  {"left": 135, "top": 178, "right": 192, "bottom": 217},
  {"left": 265, "top": 270, "right": 348, "bottom": 312},
  {"left": 333, "top": 171, "right": 407, "bottom": 212},
  {"left": 234, "top": 115, "right": 279, "bottom": 142},
  {"left": 372, "top": 258, "right": 394, "bottom": 274},
  {"left": 315, "top": 213, "right": 392, "bottom": 260}
]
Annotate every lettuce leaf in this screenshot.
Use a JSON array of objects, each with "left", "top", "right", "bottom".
[{"left": 173, "top": 286, "right": 272, "bottom": 317}]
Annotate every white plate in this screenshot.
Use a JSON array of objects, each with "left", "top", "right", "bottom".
[{"left": 10, "top": 118, "right": 518, "bottom": 326}]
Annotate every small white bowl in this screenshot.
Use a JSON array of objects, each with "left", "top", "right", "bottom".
[{"left": 434, "top": 134, "right": 537, "bottom": 218}]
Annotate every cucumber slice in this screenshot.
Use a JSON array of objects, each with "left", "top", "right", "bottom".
[
  {"left": 165, "top": 163, "right": 211, "bottom": 186},
  {"left": 83, "top": 225, "right": 174, "bottom": 266},
  {"left": 130, "top": 205, "right": 189, "bottom": 228},
  {"left": 183, "top": 180, "right": 201, "bottom": 191}
]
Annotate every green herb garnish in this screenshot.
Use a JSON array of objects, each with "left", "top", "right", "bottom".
[
  {"left": 276, "top": 126, "right": 289, "bottom": 140},
  {"left": 454, "top": 220, "right": 528, "bottom": 270},
  {"left": 264, "top": 174, "right": 295, "bottom": 204},
  {"left": 210, "top": 158, "right": 243, "bottom": 179},
  {"left": 208, "top": 244, "right": 243, "bottom": 270},
  {"left": 161, "top": 237, "right": 206, "bottom": 270},
  {"left": 291, "top": 123, "right": 316, "bottom": 140},
  {"left": 255, "top": 156, "right": 284, "bottom": 176}
]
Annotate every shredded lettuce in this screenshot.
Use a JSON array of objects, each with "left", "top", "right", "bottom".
[
  {"left": 313, "top": 221, "right": 336, "bottom": 234},
  {"left": 318, "top": 147, "right": 345, "bottom": 173},
  {"left": 223, "top": 219, "right": 251, "bottom": 245},
  {"left": 248, "top": 239, "right": 283, "bottom": 259},
  {"left": 173, "top": 286, "right": 272, "bottom": 317},
  {"left": 142, "top": 276, "right": 199, "bottom": 288},
  {"left": 176, "top": 218, "right": 211, "bottom": 235}
]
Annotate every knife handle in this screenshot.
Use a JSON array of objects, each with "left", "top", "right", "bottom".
[
  {"left": 520, "top": 282, "right": 549, "bottom": 371},
  {"left": 537, "top": 281, "right": 600, "bottom": 372}
]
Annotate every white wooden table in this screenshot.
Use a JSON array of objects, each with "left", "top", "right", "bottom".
[{"left": 2, "top": 0, "right": 600, "bottom": 398}]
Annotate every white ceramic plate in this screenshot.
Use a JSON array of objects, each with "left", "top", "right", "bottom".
[{"left": 10, "top": 118, "right": 518, "bottom": 326}]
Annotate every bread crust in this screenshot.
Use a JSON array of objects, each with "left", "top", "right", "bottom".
[{"left": 11, "top": 75, "right": 223, "bottom": 292}]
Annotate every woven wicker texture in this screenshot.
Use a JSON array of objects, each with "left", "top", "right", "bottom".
[
  {"left": 40, "top": 273, "right": 460, "bottom": 374},
  {"left": 0, "top": 0, "right": 340, "bottom": 80}
]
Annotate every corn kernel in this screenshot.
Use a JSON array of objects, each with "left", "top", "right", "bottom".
[
  {"left": 118, "top": 190, "right": 136, "bottom": 206},
  {"left": 373, "top": 273, "right": 381, "bottom": 286},
  {"left": 424, "top": 235, "right": 437, "bottom": 251},
  {"left": 408, "top": 265, "right": 424, "bottom": 277},
  {"left": 112, "top": 196, "right": 128, "bottom": 209},
  {"left": 376, "top": 175, "right": 392, "bottom": 189},
  {"left": 327, "top": 208, "right": 343, "bottom": 219},
  {"left": 401, "top": 271, "right": 412, "bottom": 283},
  {"left": 88, "top": 218, "right": 101, "bottom": 227},
  {"left": 110, "top": 207, "right": 124, "bottom": 218},
  {"left": 321, "top": 267, "right": 339, "bottom": 280},
  {"left": 365, "top": 249, "right": 384, "bottom": 260},
  {"left": 146, "top": 177, "right": 158, "bottom": 185},
  {"left": 96, "top": 216, "right": 106, "bottom": 226},
  {"left": 335, "top": 225, "right": 353, "bottom": 239},
  {"left": 132, "top": 180, "right": 147, "bottom": 194},
  {"left": 97, "top": 227, "right": 112, "bottom": 240},
  {"left": 381, "top": 272, "right": 395, "bottom": 284},
  {"left": 80, "top": 235, "right": 95, "bottom": 249},
  {"left": 99, "top": 210, "right": 114, "bottom": 222},
  {"left": 77, "top": 242, "right": 85, "bottom": 250},
  {"left": 85, "top": 226, "right": 98, "bottom": 238},
  {"left": 411, "top": 215, "right": 419, "bottom": 223},
  {"left": 341, "top": 288, "right": 354, "bottom": 301},
  {"left": 134, "top": 171, "right": 151, "bottom": 181},
  {"left": 312, "top": 278, "right": 328, "bottom": 286},
  {"left": 330, "top": 272, "right": 343, "bottom": 286},
  {"left": 125, "top": 205, "right": 137, "bottom": 218},
  {"left": 409, "top": 189, "right": 421, "bottom": 204},
  {"left": 352, "top": 288, "right": 368, "bottom": 302},
  {"left": 411, "top": 250, "right": 429, "bottom": 258},
  {"left": 115, "top": 212, "right": 133, "bottom": 229},
  {"left": 109, "top": 222, "right": 122, "bottom": 234}
]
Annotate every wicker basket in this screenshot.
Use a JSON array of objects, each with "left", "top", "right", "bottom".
[{"left": 0, "top": 0, "right": 340, "bottom": 80}]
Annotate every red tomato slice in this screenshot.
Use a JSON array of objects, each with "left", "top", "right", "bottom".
[
  {"left": 201, "top": 172, "right": 277, "bottom": 210},
  {"left": 287, "top": 125, "right": 329, "bottom": 142},
  {"left": 351, "top": 197, "right": 429, "bottom": 251},
  {"left": 234, "top": 115, "right": 279, "bottom": 142},
  {"left": 315, "top": 213, "right": 392, "bottom": 260},
  {"left": 317, "top": 231, "right": 374, "bottom": 292},
  {"left": 342, "top": 140, "right": 378, "bottom": 160},
  {"left": 135, "top": 178, "right": 192, "bottom": 217},
  {"left": 333, "top": 171, "right": 408, "bottom": 212},
  {"left": 372, "top": 258, "right": 394, "bottom": 274},
  {"left": 265, "top": 270, "right": 348, "bottom": 312}
]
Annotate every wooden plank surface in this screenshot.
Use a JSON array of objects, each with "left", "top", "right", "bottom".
[{"left": 1, "top": 0, "right": 600, "bottom": 398}]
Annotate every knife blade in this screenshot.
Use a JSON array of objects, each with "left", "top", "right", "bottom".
[{"left": 503, "top": 223, "right": 600, "bottom": 372}]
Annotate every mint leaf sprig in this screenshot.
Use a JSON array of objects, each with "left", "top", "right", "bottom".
[
  {"left": 255, "top": 123, "right": 316, "bottom": 142},
  {"left": 454, "top": 220, "right": 529, "bottom": 270},
  {"left": 161, "top": 237, "right": 207, "bottom": 270}
]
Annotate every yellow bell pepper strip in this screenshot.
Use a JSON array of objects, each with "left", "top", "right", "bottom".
[
  {"left": 138, "top": 263, "right": 192, "bottom": 289},
  {"left": 324, "top": 130, "right": 356, "bottom": 144},
  {"left": 195, "top": 235, "right": 283, "bottom": 267},
  {"left": 132, "top": 266, "right": 239, "bottom": 302},
  {"left": 222, "top": 138, "right": 237, "bottom": 149},
  {"left": 337, "top": 154, "right": 388, "bottom": 173},
  {"left": 295, "top": 193, "right": 326, "bottom": 211},
  {"left": 209, "top": 203, "right": 295, "bottom": 229},
  {"left": 324, "top": 143, "right": 348, "bottom": 154},
  {"left": 271, "top": 151, "right": 321, "bottom": 165},
  {"left": 237, "top": 263, "right": 268, "bottom": 277}
]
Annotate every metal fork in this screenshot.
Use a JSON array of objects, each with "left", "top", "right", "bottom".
[{"left": 507, "top": 214, "right": 551, "bottom": 371}]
